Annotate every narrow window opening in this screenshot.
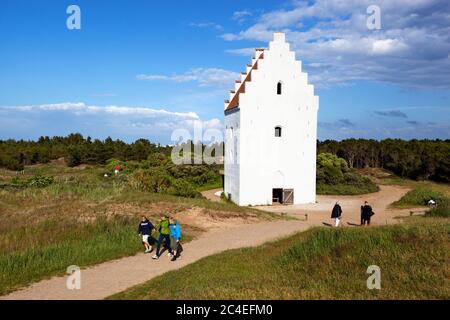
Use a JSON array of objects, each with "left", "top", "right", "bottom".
[
  {"left": 277, "top": 82, "right": 282, "bottom": 95},
  {"left": 275, "top": 126, "right": 282, "bottom": 137}
]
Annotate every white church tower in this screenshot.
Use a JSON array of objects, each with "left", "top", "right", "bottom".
[{"left": 224, "top": 32, "right": 319, "bottom": 206}]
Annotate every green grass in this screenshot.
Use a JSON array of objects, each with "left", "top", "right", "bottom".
[
  {"left": 391, "top": 187, "right": 447, "bottom": 208},
  {"left": 0, "top": 217, "right": 142, "bottom": 295},
  {"left": 378, "top": 175, "right": 450, "bottom": 197},
  {"left": 317, "top": 182, "right": 379, "bottom": 195},
  {"left": 0, "top": 214, "right": 196, "bottom": 296},
  {"left": 316, "top": 169, "right": 379, "bottom": 195},
  {"left": 426, "top": 198, "right": 450, "bottom": 218},
  {"left": 0, "top": 164, "right": 278, "bottom": 295},
  {"left": 110, "top": 218, "right": 450, "bottom": 300},
  {"left": 368, "top": 170, "right": 450, "bottom": 211},
  {"left": 195, "top": 179, "right": 222, "bottom": 192}
]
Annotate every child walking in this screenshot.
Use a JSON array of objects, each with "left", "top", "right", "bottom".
[
  {"left": 169, "top": 217, "right": 182, "bottom": 261},
  {"left": 138, "top": 216, "right": 154, "bottom": 253}
]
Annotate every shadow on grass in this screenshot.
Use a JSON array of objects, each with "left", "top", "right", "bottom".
[{"left": 347, "top": 222, "right": 361, "bottom": 227}]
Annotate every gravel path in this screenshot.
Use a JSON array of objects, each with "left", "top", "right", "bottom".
[{"left": 1, "top": 185, "right": 416, "bottom": 300}]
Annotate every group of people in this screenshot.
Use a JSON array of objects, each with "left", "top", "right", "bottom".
[
  {"left": 138, "top": 215, "right": 183, "bottom": 262},
  {"left": 330, "top": 201, "right": 375, "bottom": 227}
]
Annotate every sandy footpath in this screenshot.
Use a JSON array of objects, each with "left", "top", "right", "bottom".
[
  {"left": 2, "top": 185, "right": 419, "bottom": 300},
  {"left": 256, "top": 185, "right": 420, "bottom": 226}
]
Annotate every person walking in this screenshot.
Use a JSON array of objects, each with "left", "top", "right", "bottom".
[
  {"left": 152, "top": 215, "right": 172, "bottom": 260},
  {"left": 360, "top": 204, "right": 364, "bottom": 225},
  {"left": 361, "top": 201, "right": 374, "bottom": 226},
  {"left": 169, "top": 217, "right": 182, "bottom": 261},
  {"left": 331, "top": 201, "right": 342, "bottom": 227},
  {"left": 138, "top": 216, "right": 154, "bottom": 253}
]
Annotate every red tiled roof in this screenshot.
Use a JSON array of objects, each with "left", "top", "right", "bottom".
[{"left": 224, "top": 49, "right": 265, "bottom": 112}]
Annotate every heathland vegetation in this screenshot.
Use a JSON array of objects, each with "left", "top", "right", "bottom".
[
  {"left": 316, "top": 153, "right": 378, "bottom": 195},
  {"left": 0, "top": 163, "right": 273, "bottom": 295},
  {"left": 111, "top": 217, "right": 450, "bottom": 300},
  {"left": 0, "top": 134, "right": 449, "bottom": 297},
  {"left": 2, "top": 135, "right": 448, "bottom": 183},
  {"left": 2, "top": 134, "right": 449, "bottom": 196}
]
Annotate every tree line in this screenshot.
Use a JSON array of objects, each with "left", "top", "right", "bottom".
[
  {"left": 0, "top": 133, "right": 171, "bottom": 170},
  {"left": 318, "top": 138, "right": 450, "bottom": 182},
  {"left": 0, "top": 134, "right": 449, "bottom": 183}
]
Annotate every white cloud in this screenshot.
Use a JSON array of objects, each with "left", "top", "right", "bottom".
[
  {"left": 3, "top": 102, "right": 200, "bottom": 119},
  {"left": 137, "top": 68, "right": 239, "bottom": 88},
  {"left": 199, "top": 118, "right": 223, "bottom": 130},
  {"left": 232, "top": 10, "right": 252, "bottom": 24},
  {"left": 232, "top": 10, "right": 251, "bottom": 19},
  {"left": 189, "top": 22, "right": 223, "bottom": 31},
  {"left": 0, "top": 102, "right": 225, "bottom": 143},
  {"left": 136, "top": 74, "right": 169, "bottom": 81},
  {"left": 371, "top": 39, "right": 408, "bottom": 55},
  {"left": 222, "top": 0, "right": 450, "bottom": 88}
]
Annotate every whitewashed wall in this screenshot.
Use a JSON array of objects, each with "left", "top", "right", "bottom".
[
  {"left": 224, "top": 109, "right": 240, "bottom": 204},
  {"left": 225, "top": 33, "right": 319, "bottom": 206}
]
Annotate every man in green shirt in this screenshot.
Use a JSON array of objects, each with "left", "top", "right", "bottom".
[{"left": 152, "top": 215, "right": 172, "bottom": 260}]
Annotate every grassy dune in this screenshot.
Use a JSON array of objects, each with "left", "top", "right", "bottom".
[
  {"left": 111, "top": 218, "right": 450, "bottom": 300},
  {"left": 0, "top": 217, "right": 141, "bottom": 295},
  {"left": 383, "top": 176, "right": 450, "bottom": 217},
  {"left": 0, "top": 164, "right": 275, "bottom": 295},
  {"left": 358, "top": 168, "right": 450, "bottom": 217}
]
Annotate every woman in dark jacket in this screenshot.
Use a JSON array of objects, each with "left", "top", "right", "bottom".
[
  {"left": 331, "top": 201, "right": 343, "bottom": 227},
  {"left": 361, "top": 201, "right": 374, "bottom": 225}
]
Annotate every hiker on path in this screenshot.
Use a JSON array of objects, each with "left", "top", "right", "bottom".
[
  {"left": 152, "top": 215, "right": 172, "bottom": 260},
  {"left": 331, "top": 201, "right": 342, "bottom": 227},
  {"left": 138, "top": 216, "right": 154, "bottom": 253},
  {"left": 169, "top": 217, "right": 182, "bottom": 261},
  {"left": 361, "top": 201, "right": 374, "bottom": 226}
]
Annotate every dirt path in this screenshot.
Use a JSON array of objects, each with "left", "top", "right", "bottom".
[
  {"left": 2, "top": 220, "right": 310, "bottom": 300},
  {"left": 2, "top": 185, "right": 419, "bottom": 300},
  {"left": 200, "top": 188, "right": 223, "bottom": 202},
  {"left": 256, "top": 185, "right": 422, "bottom": 226}
]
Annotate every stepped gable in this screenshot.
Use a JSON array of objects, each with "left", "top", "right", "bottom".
[{"left": 224, "top": 48, "right": 265, "bottom": 112}]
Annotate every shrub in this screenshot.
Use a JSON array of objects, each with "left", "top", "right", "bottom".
[
  {"left": 316, "top": 153, "right": 377, "bottom": 195},
  {"left": 392, "top": 187, "right": 446, "bottom": 207},
  {"left": 426, "top": 198, "right": 450, "bottom": 218},
  {"left": 27, "top": 175, "right": 54, "bottom": 188},
  {"left": 146, "top": 152, "right": 168, "bottom": 167},
  {"left": 3, "top": 157, "right": 24, "bottom": 171},
  {"left": 11, "top": 175, "right": 54, "bottom": 188},
  {"left": 105, "top": 158, "right": 124, "bottom": 173},
  {"left": 167, "top": 179, "right": 200, "bottom": 198},
  {"left": 67, "top": 146, "right": 82, "bottom": 167},
  {"left": 130, "top": 168, "right": 172, "bottom": 193},
  {"left": 317, "top": 153, "right": 348, "bottom": 184},
  {"left": 193, "top": 170, "right": 219, "bottom": 185}
]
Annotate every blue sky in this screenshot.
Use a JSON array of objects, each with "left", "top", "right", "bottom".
[{"left": 0, "top": 0, "right": 449, "bottom": 143}]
